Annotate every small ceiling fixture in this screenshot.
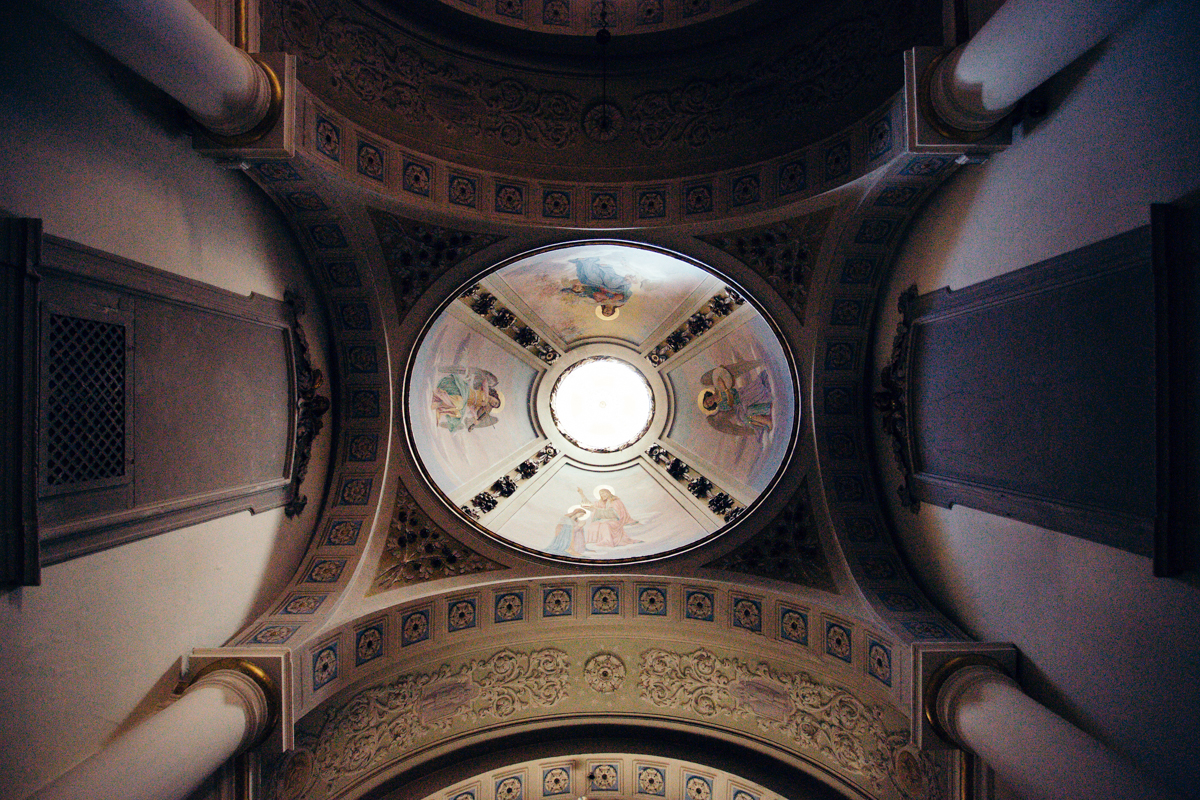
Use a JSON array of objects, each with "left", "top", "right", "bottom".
[{"left": 584, "top": 0, "right": 624, "bottom": 142}]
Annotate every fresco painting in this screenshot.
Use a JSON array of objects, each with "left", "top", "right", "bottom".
[
  {"left": 409, "top": 313, "right": 539, "bottom": 493},
  {"left": 495, "top": 462, "right": 710, "bottom": 560},
  {"left": 489, "top": 244, "right": 713, "bottom": 346},
  {"left": 433, "top": 366, "right": 502, "bottom": 432},
  {"left": 665, "top": 315, "right": 794, "bottom": 491},
  {"left": 698, "top": 363, "right": 774, "bottom": 436}
]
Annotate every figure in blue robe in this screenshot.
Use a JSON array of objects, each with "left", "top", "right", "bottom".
[{"left": 561, "top": 257, "right": 635, "bottom": 318}]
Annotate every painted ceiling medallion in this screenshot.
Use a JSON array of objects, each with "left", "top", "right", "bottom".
[{"left": 408, "top": 242, "right": 798, "bottom": 562}]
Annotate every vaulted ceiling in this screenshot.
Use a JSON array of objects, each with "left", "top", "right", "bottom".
[{"left": 223, "top": 0, "right": 977, "bottom": 797}]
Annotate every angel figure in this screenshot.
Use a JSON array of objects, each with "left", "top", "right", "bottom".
[
  {"left": 432, "top": 366, "right": 503, "bottom": 433},
  {"left": 575, "top": 486, "right": 640, "bottom": 547},
  {"left": 697, "top": 362, "right": 773, "bottom": 437}
]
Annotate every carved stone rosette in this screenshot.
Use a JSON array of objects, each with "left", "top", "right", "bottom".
[
  {"left": 460, "top": 285, "right": 561, "bottom": 364},
  {"left": 646, "top": 444, "right": 744, "bottom": 523},
  {"left": 459, "top": 445, "right": 558, "bottom": 522},
  {"left": 646, "top": 288, "right": 743, "bottom": 366}
]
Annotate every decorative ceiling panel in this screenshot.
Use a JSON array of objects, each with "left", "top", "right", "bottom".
[{"left": 263, "top": 0, "right": 941, "bottom": 182}]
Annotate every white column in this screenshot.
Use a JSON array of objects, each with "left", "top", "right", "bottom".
[
  {"left": 934, "top": 663, "right": 1179, "bottom": 800},
  {"left": 31, "top": 664, "right": 275, "bottom": 800},
  {"left": 36, "top": 0, "right": 273, "bottom": 136},
  {"left": 928, "top": 0, "right": 1148, "bottom": 133}
]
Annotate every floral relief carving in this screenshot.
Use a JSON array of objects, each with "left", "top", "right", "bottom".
[
  {"left": 273, "top": 0, "right": 580, "bottom": 149},
  {"left": 270, "top": 0, "right": 925, "bottom": 158},
  {"left": 704, "top": 478, "right": 836, "bottom": 592},
  {"left": 637, "top": 648, "right": 943, "bottom": 798},
  {"left": 583, "top": 652, "right": 626, "bottom": 692},
  {"left": 373, "top": 482, "right": 504, "bottom": 592},
  {"left": 302, "top": 648, "right": 570, "bottom": 789},
  {"left": 366, "top": 208, "right": 504, "bottom": 316},
  {"left": 697, "top": 208, "right": 836, "bottom": 324}
]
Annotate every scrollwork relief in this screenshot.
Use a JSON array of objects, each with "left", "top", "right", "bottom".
[
  {"left": 283, "top": 291, "right": 331, "bottom": 518},
  {"left": 272, "top": 0, "right": 580, "bottom": 149},
  {"left": 301, "top": 648, "right": 570, "bottom": 789},
  {"left": 638, "top": 648, "right": 943, "bottom": 799},
  {"left": 268, "top": 0, "right": 926, "bottom": 157}
]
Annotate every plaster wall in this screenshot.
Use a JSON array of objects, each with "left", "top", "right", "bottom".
[
  {"left": 877, "top": 0, "right": 1200, "bottom": 795},
  {"left": 0, "top": 6, "right": 321, "bottom": 798}
]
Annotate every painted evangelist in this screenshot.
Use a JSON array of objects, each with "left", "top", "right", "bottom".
[
  {"left": 665, "top": 314, "right": 794, "bottom": 493},
  {"left": 486, "top": 243, "right": 719, "bottom": 347},
  {"left": 408, "top": 312, "right": 539, "bottom": 494},
  {"left": 407, "top": 242, "right": 798, "bottom": 563},
  {"left": 494, "top": 463, "right": 711, "bottom": 561}
]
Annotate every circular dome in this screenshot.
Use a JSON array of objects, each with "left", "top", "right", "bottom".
[{"left": 407, "top": 242, "right": 797, "bottom": 562}]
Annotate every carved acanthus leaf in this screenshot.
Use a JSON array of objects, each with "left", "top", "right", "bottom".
[
  {"left": 638, "top": 648, "right": 944, "bottom": 799},
  {"left": 366, "top": 208, "right": 504, "bottom": 316},
  {"left": 372, "top": 481, "right": 504, "bottom": 592},
  {"left": 301, "top": 648, "right": 570, "bottom": 790},
  {"left": 283, "top": 291, "right": 330, "bottom": 518},
  {"left": 874, "top": 285, "right": 919, "bottom": 510},
  {"left": 704, "top": 478, "right": 835, "bottom": 591},
  {"left": 697, "top": 207, "right": 836, "bottom": 323}
]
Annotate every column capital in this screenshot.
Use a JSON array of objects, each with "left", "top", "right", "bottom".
[
  {"left": 186, "top": 658, "right": 280, "bottom": 753},
  {"left": 926, "top": 656, "right": 1016, "bottom": 750},
  {"left": 193, "top": 52, "right": 298, "bottom": 160},
  {"left": 910, "top": 641, "right": 1018, "bottom": 750},
  {"left": 903, "top": 47, "right": 1013, "bottom": 155},
  {"left": 187, "top": 647, "right": 294, "bottom": 753},
  {"left": 924, "top": 45, "right": 1014, "bottom": 140}
]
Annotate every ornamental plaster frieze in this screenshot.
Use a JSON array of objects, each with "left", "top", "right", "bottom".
[
  {"left": 264, "top": 0, "right": 931, "bottom": 187},
  {"left": 394, "top": 0, "right": 781, "bottom": 39},
  {"left": 267, "top": 640, "right": 956, "bottom": 800},
  {"left": 285, "top": 575, "right": 906, "bottom": 720},
  {"left": 291, "top": 84, "right": 906, "bottom": 228}
]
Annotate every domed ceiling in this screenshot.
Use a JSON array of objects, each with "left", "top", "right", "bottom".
[{"left": 406, "top": 242, "right": 797, "bottom": 561}]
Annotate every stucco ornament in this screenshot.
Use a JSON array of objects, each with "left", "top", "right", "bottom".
[
  {"left": 638, "top": 648, "right": 943, "bottom": 799},
  {"left": 302, "top": 648, "right": 570, "bottom": 790},
  {"left": 583, "top": 652, "right": 627, "bottom": 692}
]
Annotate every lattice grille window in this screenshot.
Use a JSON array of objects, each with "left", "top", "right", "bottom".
[{"left": 44, "top": 314, "right": 127, "bottom": 488}]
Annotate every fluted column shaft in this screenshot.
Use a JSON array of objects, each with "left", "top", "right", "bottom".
[
  {"left": 929, "top": 0, "right": 1148, "bottom": 132},
  {"left": 31, "top": 666, "right": 274, "bottom": 800},
  {"left": 934, "top": 663, "right": 1177, "bottom": 800},
  {"left": 37, "top": 0, "right": 272, "bottom": 136}
]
